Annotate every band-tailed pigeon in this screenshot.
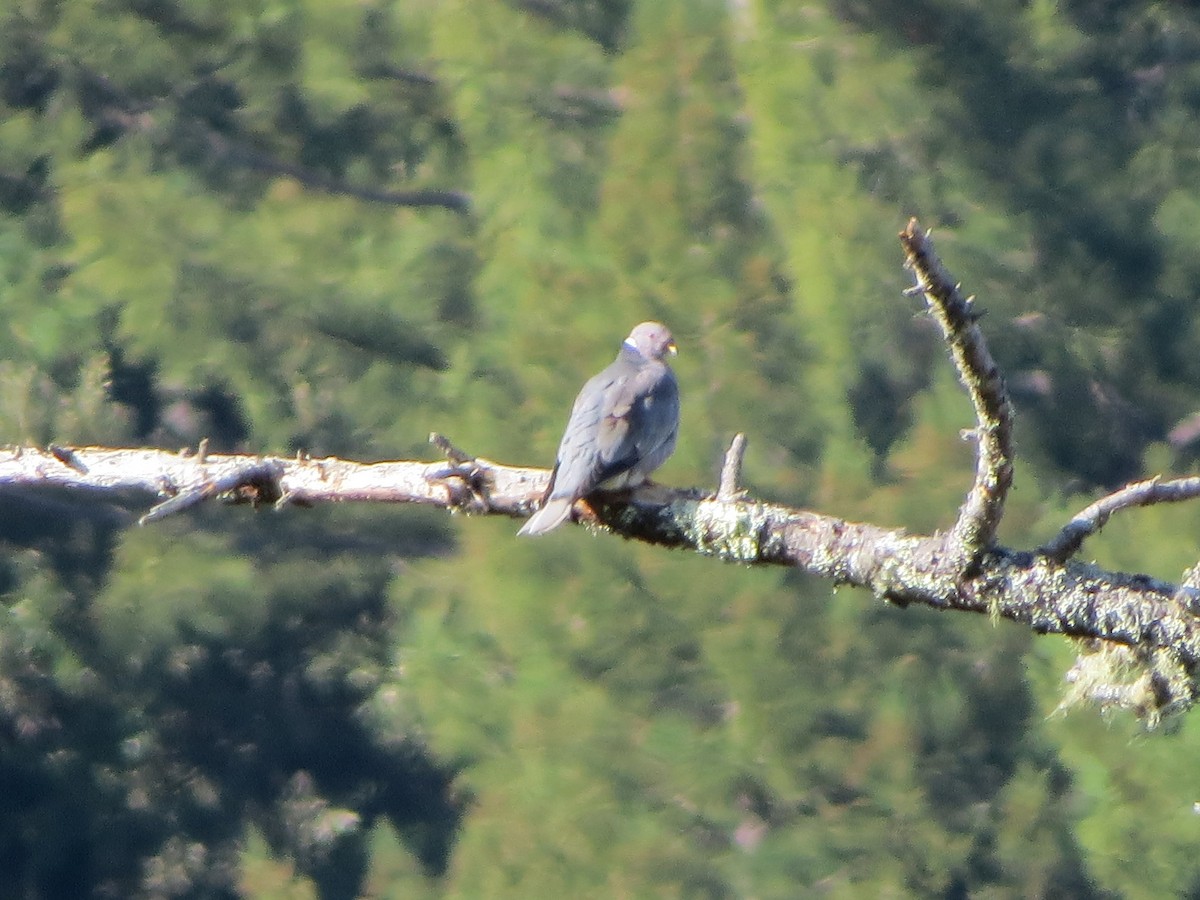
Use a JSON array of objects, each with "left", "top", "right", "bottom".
[{"left": 519, "top": 321, "right": 679, "bottom": 536}]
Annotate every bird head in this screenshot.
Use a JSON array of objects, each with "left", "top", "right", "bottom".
[{"left": 625, "top": 321, "right": 677, "bottom": 360}]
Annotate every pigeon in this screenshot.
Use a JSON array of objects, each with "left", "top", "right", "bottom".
[{"left": 519, "top": 321, "right": 679, "bottom": 536}]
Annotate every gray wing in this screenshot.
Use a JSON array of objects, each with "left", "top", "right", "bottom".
[
  {"left": 543, "top": 358, "right": 635, "bottom": 502},
  {"left": 548, "top": 358, "right": 678, "bottom": 499},
  {"left": 592, "top": 361, "right": 678, "bottom": 487}
]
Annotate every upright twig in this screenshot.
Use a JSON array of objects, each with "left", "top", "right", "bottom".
[
  {"left": 899, "top": 219, "right": 1015, "bottom": 570},
  {"left": 717, "top": 433, "right": 747, "bottom": 501}
]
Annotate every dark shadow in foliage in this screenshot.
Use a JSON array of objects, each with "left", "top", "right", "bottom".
[
  {"left": 849, "top": 361, "right": 918, "bottom": 477},
  {"left": 846, "top": 312, "right": 938, "bottom": 477},
  {"left": 0, "top": 641, "right": 164, "bottom": 899},
  {"left": 834, "top": 0, "right": 1170, "bottom": 489},
  {"left": 0, "top": 547, "right": 463, "bottom": 898},
  {"left": 1, "top": 7, "right": 470, "bottom": 213},
  {"left": 151, "top": 381, "right": 252, "bottom": 453},
  {"left": 1008, "top": 364, "right": 1152, "bottom": 490},
  {"left": 307, "top": 306, "right": 449, "bottom": 371},
  {"left": 906, "top": 628, "right": 1106, "bottom": 897},
  {"left": 0, "top": 27, "right": 60, "bottom": 113},
  {"left": 105, "top": 343, "right": 161, "bottom": 441},
  {"left": 0, "top": 156, "right": 49, "bottom": 215},
  {"left": 146, "top": 574, "right": 464, "bottom": 889},
  {"left": 990, "top": 314, "right": 1157, "bottom": 489},
  {"left": 275, "top": 85, "right": 377, "bottom": 182},
  {"left": 177, "top": 75, "right": 243, "bottom": 134},
  {"left": 0, "top": 462, "right": 462, "bottom": 897},
  {"left": 419, "top": 239, "right": 478, "bottom": 327},
  {"left": 839, "top": 0, "right": 1161, "bottom": 295},
  {"left": 188, "top": 383, "right": 252, "bottom": 449},
  {"left": 225, "top": 505, "right": 457, "bottom": 565},
  {"left": 124, "top": 0, "right": 226, "bottom": 41},
  {"left": 0, "top": 491, "right": 125, "bottom": 595},
  {"left": 74, "top": 68, "right": 138, "bottom": 155},
  {"left": 509, "top": 0, "right": 634, "bottom": 52}
]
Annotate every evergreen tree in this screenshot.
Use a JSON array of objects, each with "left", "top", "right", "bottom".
[{"left": 4, "top": 0, "right": 1200, "bottom": 896}]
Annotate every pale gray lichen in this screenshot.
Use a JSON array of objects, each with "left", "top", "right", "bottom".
[
  {"left": 686, "top": 499, "right": 766, "bottom": 563},
  {"left": 1058, "top": 640, "right": 1197, "bottom": 728}
]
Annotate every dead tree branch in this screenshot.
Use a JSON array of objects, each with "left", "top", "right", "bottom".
[
  {"left": 900, "top": 220, "right": 1014, "bottom": 570},
  {"left": 0, "top": 444, "right": 548, "bottom": 523},
  {"left": 3, "top": 221, "right": 1199, "bottom": 725},
  {"left": 1040, "top": 475, "right": 1200, "bottom": 562}
]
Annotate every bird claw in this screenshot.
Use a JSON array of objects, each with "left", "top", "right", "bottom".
[
  {"left": 427, "top": 433, "right": 496, "bottom": 511},
  {"left": 433, "top": 459, "right": 493, "bottom": 513}
]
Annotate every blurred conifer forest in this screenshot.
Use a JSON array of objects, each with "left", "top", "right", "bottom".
[{"left": 7, "top": 0, "right": 1200, "bottom": 896}]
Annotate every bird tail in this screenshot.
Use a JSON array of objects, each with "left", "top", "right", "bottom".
[{"left": 518, "top": 497, "right": 575, "bottom": 536}]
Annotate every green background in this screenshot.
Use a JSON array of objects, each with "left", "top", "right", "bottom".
[{"left": 3, "top": 0, "right": 1200, "bottom": 896}]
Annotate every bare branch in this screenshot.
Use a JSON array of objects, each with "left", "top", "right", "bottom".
[
  {"left": 900, "top": 219, "right": 1015, "bottom": 569},
  {"left": 5, "top": 444, "right": 1196, "bottom": 668},
  {"left": 0, "top": 446, "right": 548, "bottom": 519},
  {"left": 1040, "top": 475, "right": 1200, "bottom": 562}
]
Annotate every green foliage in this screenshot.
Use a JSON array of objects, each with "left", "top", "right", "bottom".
[{"left": 5, "top": 0, "right": 1200, "bottom": 896}]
